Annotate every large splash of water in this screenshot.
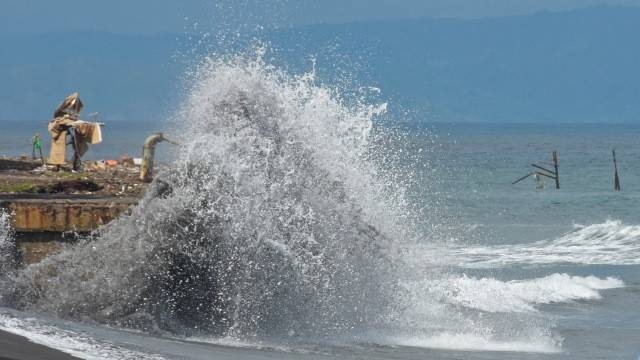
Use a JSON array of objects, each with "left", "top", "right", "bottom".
[
  {"left": 0, "top": 52, "right": 595, "bottom": 354},
  {"left": 0, "top": 53, "right": 419, "bottom": 341}
]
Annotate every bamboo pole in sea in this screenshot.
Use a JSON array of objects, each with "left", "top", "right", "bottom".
[
  {"left": 613, "top": 150, "right": 621, "bottom": 191},
  {"left": 552, "top": 151, "right": 560, "bottom": 189}
]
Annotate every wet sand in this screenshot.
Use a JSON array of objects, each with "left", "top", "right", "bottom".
[{"left": 0, "top": 328, "right": 80, "bottom": 360}]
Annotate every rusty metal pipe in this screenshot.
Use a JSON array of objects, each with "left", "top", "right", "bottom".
[{"left": 140, "top": 133, "right": 167, "bottom": 182}]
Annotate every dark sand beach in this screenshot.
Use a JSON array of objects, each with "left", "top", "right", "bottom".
[{"left": 0, "top": 329, "right": 80, "bottom": 360}]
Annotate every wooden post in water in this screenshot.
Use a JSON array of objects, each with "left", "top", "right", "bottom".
[
  {"left": 613, "top": 150, "right": 621, "bottom": 191},
  {"left": 552, "top": 151, "right": 560, "bottom": 189},
  {"left": 512, "top": 151, "right": 561, "bottom": 190}
]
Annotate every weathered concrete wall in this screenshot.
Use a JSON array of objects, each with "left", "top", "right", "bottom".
[
  {"left": 0, "top": 195, "right": 137, "bottom": 264},
  {"left": 7, "top": 198, "right": 134, "bottom": 232}
]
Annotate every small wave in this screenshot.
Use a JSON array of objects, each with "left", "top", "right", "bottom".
[
  {"left": 451, "top": 220, "right": 640, "bottom": 267},
  {"left": 0, "top": 311, "right": 164, "bottom": 360},
  {"left": 392, "top": 332, "right": 561, "bottom": 353},
  {"left": 423, "top": 273, "right": 624, "bottom": 313}
]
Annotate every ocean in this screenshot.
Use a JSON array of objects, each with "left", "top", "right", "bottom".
[
  {"left": 0, "top": 120, "right": 173, "bottom": 164},
  {"left": 0, "top": 57, "right": 638, "bottom": 360}
]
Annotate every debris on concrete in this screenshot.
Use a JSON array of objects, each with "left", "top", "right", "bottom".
[
  {"left": 0, "top": 158, "right": 148, "bottom": 197},
  {"left": 47, "top": 92, "right": 104, "bottom": 171}
]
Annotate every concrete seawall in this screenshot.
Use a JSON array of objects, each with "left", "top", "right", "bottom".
[{"left": 0, "top": 194, "right": 138, "bottom": 264}]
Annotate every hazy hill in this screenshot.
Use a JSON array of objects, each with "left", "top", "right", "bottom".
[
  {"left": 1, "top": 5, "right": 639, "bottom": 124},
  {"left": 275, "top": 5, "right": 640, "bottom": 123}
]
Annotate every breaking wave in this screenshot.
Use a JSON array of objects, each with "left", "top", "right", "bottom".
[
  {"left": 421, "top": 273, "right": 624, "bottom": 313},
  {"left": 450, "top": 220, "right": 640, "bottom": 268}
]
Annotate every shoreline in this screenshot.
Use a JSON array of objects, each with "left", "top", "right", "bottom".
[{"left": 0, "top": 328, "right": 80, "bottom": 360}]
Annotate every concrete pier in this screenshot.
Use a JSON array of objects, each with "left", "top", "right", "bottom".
[{"left": 0, "top": 194, "right": 137, "bottom": 264}]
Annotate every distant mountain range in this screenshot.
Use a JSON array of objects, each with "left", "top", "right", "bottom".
[{"left": 1, "top": 5, "right": 639, "bottom": 124}]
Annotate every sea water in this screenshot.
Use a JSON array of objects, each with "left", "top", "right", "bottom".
[
  {"left": 0, "top": 57, "right": 638, "bottom": 360},
  {"left": 0, "top": 120, "right": 172, "bottom": 162}
]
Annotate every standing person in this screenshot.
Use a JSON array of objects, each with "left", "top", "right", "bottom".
[{"left": 32, "top": 133, "right": 44, "bottom": 163}]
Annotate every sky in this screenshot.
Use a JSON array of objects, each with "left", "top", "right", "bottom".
[
  {"left": 1, "top": 1, "right": 639, "bottom": 124},
  {"left": 1, "top": 0, "right": 640, "bottom": 35}
]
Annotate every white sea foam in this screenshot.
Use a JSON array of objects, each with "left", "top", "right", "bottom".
[
  {"left": 0, "top": 210, "right": 17, "bottom": 299},
  {"left": 0, "top": 210, "right": 13, "bottom": 264},
  {"left": 450, "top": 220, "right": 640, "bottom": 267},
  {"left": 422, "top": 273, "right": 624, "bottom": 313},
  {"left": 0, "top": 311, "right": 164, "bottom": 360}
]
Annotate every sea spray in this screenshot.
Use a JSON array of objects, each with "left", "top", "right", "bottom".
[
  {"left": 1, "top": 52, "right": 418, "bottom": 340},
  {"left": 0, "top": 209, "right": 16, "bottom": 281}
]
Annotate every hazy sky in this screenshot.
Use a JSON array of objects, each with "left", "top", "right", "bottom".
[{"left": 1, "top": 0, "right": 639, "bottom": 35}]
